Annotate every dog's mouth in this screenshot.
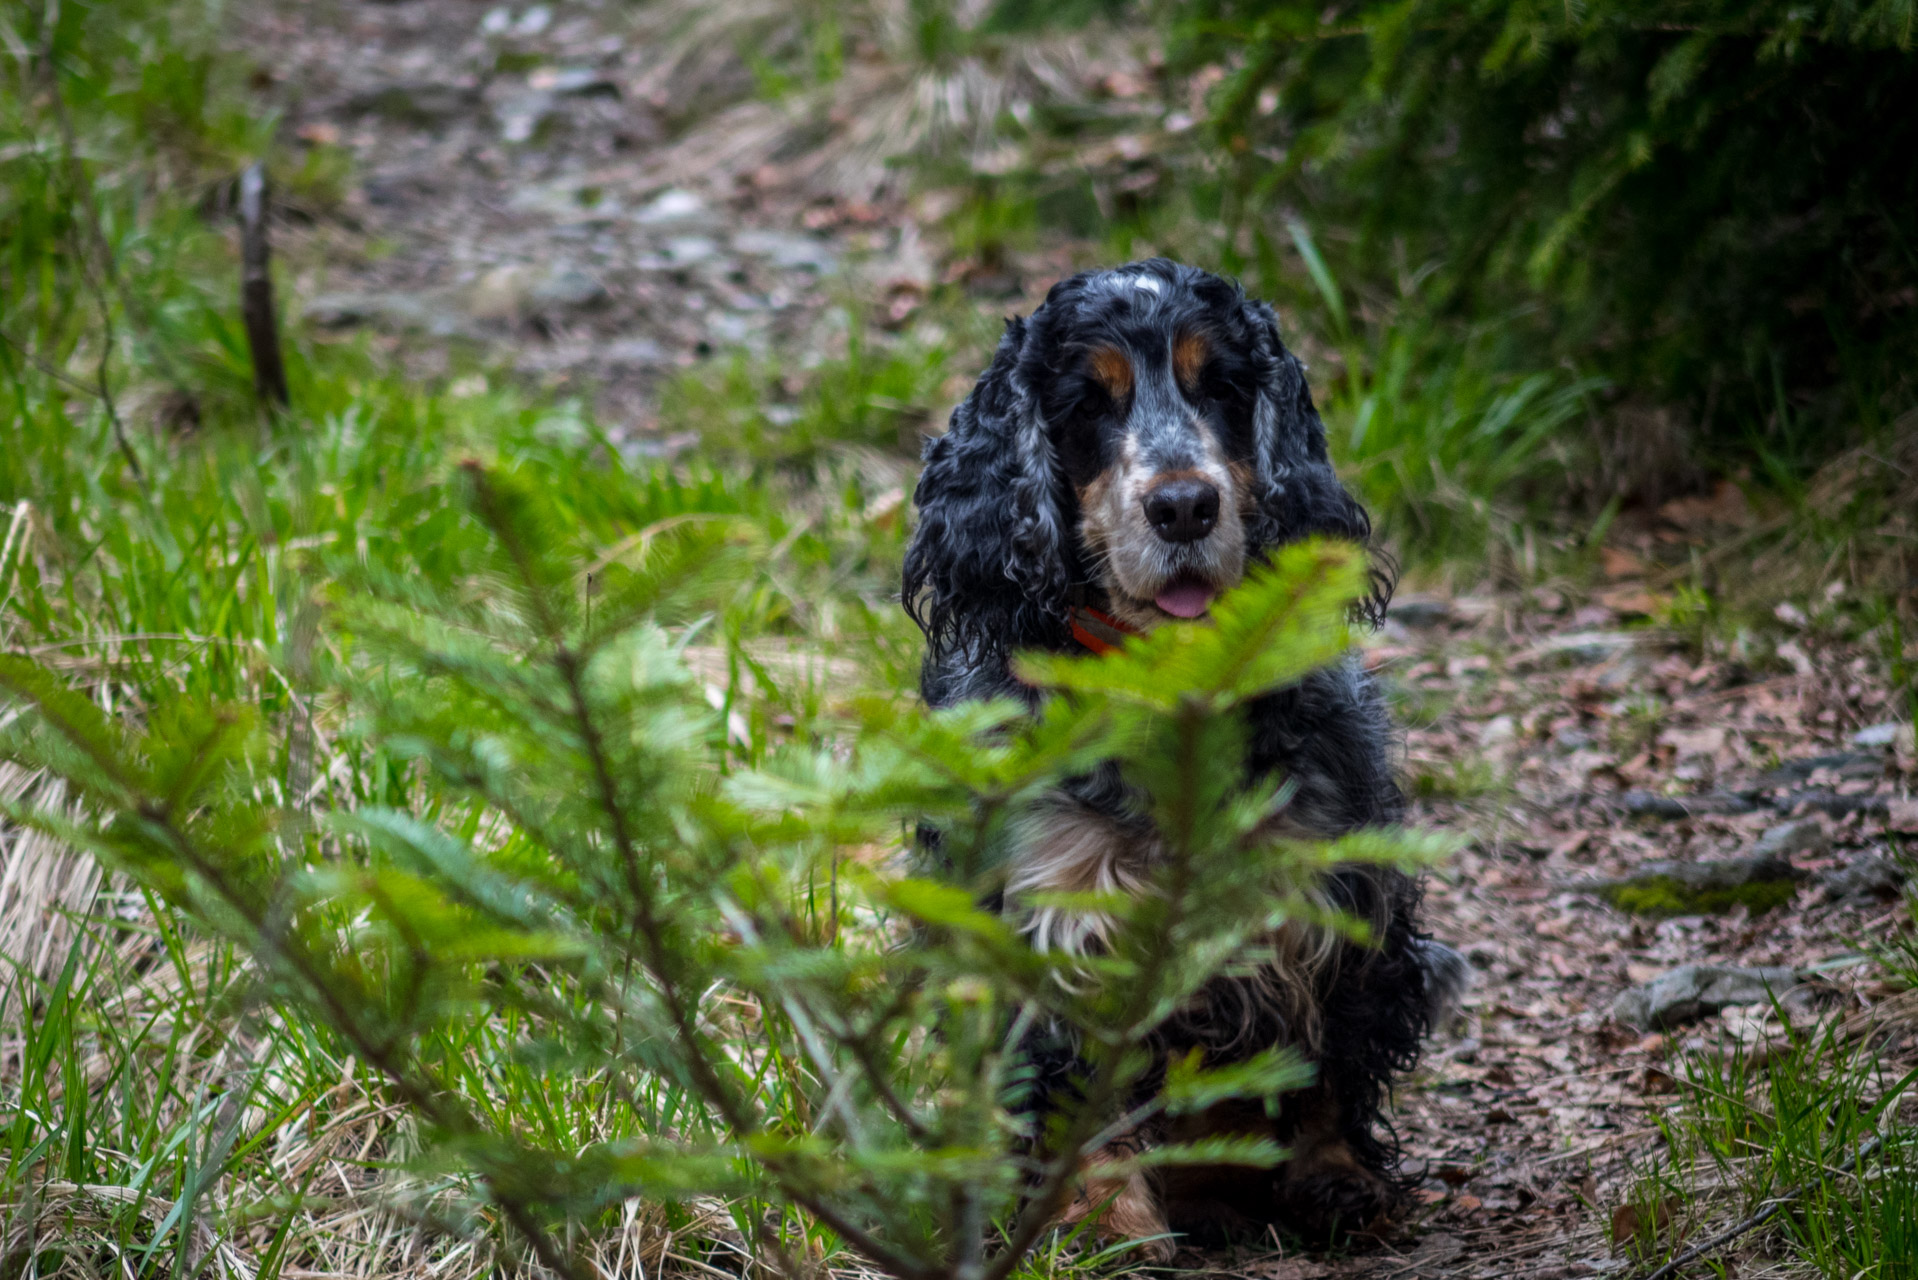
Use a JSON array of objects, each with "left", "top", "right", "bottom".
[{"left": 1151, "top": 572, "right": 1218, "bottom": 619}]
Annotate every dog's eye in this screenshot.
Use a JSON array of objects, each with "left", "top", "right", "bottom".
[
  {"left": 1051, "top": 384, "right": 1114, "bottom": 478},
  {"left": 1198, "top": 364, "right": 1248, "bottom": 405}
]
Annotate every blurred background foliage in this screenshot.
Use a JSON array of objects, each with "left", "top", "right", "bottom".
[{"left": 1175, "top": 0, "right": 1918, "bottom": 492}]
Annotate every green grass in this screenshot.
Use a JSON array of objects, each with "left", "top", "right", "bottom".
[{"left": 1624, "top": 1020, "right": 1918, "bottom": 1279}]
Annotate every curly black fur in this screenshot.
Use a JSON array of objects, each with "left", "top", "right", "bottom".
[{"left": 902, "top": 260, "right": 1463, "bottom": 1243}]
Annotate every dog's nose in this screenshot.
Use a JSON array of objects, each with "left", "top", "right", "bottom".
[{"left": 1142, "top": 478, "right": 1220, "bottom": 543}]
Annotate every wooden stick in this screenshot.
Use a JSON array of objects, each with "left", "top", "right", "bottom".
[{"left": 239, "top": 163, "right": 290, "bottom": 410}]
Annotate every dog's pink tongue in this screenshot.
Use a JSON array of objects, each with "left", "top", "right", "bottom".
[{"left": 1154, "top": 579, "right": 1215, "bottom": 619}]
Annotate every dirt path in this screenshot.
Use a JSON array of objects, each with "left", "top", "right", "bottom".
[
  {"left": 246, "top": 3, "right": 1917, "bottom": 1275},
  {"left": 1311, "top": 591, "right": 1915, "bottom": 1280},
  {"left": 252, "top": 0, "right": 944, "bottom": 449}
]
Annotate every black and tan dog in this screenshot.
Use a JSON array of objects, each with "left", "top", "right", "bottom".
[{"left": 902, "top": 259, "right": 1468, "bottom": 1250}]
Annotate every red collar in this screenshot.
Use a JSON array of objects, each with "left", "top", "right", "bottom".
[{"left": 1068, "top": 605, "right": 1139, "bottom": 655}]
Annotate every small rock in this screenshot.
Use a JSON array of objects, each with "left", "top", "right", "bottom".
[
  {"left": 302, "top": 291, "right": 462, "bottom": 336},
  {"left": 527, "top": 66, "right": 620, "bottom": 97},
  {"left": 1852, "top": 721, "right": 1913, "bottom": 750},
  {"left": 1591, "top": 855, "right": 1802, "bottom": 916},
  {"left": 1621, "top": 789, "right": 1757, "bottom": 820},
  {"left": 515, "top": 4, "right": 551, "bottom": 35},
  {"left": 636, "top": 188, "right": 706, "bottom": 225},
  {"left": 1756, "top": 751, "right": 1884, "bottom": 789},
  {"left": 1553, "top": 725, "right": 1595, "bottom": 751},
  {"left": 1478, "top": 715, "right": 1517, "bottom": 748},
  {"left": 495, "top": 92, "right": 553, "bottom": 143},
  {"left": 1514, "top": 630, "right": 1644, "bottom": 666},
  {"left": 601, "top": 336, "right": 664, "bottom": 364},
  {"left": 1751, "top": 818, "right": 1830, "bottom": 860},
  {"left": 1389, "top": 596, "right": 1453, "bottom": 628},
  {"left": 344, "top": 81, "right": 480, "bottom": 126},
  {"left": 1612, "top": 963, "right": 1803, "bottom": 1030},
  {"left": 480, "top": 6, "right": 512, "bottom": 34},
  {"left": 1819, "top": 855, "right": 1909, "bottom": 902},
  {"left": 663, "top": 235, "right": 719, "bottom": 265},
  {"left": 732, "top": 228, "right": 837, "bottom": 272},
  {"left": 706, "top": 312, "right": 755, "bottom": 344},
  {"left": 467, "top": 264, "right": 535, "bottom": 320},
  {"left": 528, "top": 264, "right": 608, "bottom": 312},
  {"left": 1785, "top": 791, "right": 1892, "bottom": 820}
]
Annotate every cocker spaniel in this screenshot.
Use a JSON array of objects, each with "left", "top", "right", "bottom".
[{"left": 901, "top": 259, "right": 1468, "bottom": 1249}]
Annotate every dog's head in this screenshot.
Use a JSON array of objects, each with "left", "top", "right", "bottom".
[{"left": 905, "top": 259, "right": 1385, "bottom": 674}]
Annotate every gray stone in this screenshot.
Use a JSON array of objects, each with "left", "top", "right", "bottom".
[
  {"left": 1784, "top": 791, "right": 1891, "bottom": 820},
  {"left": 663, "top": 236, "right": 720, "bottom": 265},
  {"left": 1388, "top": 596, "right": 1453, "bottom": 628},
  {"left": 302, "top": 291, "right": 464, "bottom": 336},
  {"left": 732, "top": 228, "right": 836, "bottom": 272},
  {"left": 1621, "top": 789, "right": 1758, "bottom": 820},
  {"left": 601, "top": 336, "right": 664, "bottom": 364},
  {"left": 344, "top": 81, "right": 480, "bottom": 126},
  {"left": 1752, "top": 818, "right": 1830, "bottom": 860},
  {"left": 467, "top": 265, "right": 535, "bottom": 320},
  {"left": 528, "top": 265, "right": 607, "bottom": 312},
  {"left": 1553, "top": 726, "right": 1595, "bottom": 751},
  {"left": 467, "top": 264, "right": 606, "bottom": 321},
  {"left": 1612, "top": 963, "right": 1803, "bottom": 1030},
  {"left": 706, "top": 312, "right": 755, "bottom": 344},
  {"left": 527, "top": 66, "right": 620, "bottom": 98},
  {"left": 1852, "top": 721, "right": 1912, "bottom": 750},
  {"left": 1819, "top": 855, "right": 1909, "bottom": 901},
  {"left": 495, "top": 91, "right": 553, "bottom": 143},
  {"left": 636, "top": 189, "right": 706, "bottom": 225},
  {"left": 1516, "top": 630, "right": 1645, "bottom": 666},
  {"left": 1756, "top": 751, "right": 1884, "bottom": 789}
]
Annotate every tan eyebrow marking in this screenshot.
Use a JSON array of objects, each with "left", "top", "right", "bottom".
[
  {"left": 1173, "top": 331, "right": 1210, "bottom": 393},
  {"left": 1087, "top": 346, "right": 1134, "bottom": 401}
]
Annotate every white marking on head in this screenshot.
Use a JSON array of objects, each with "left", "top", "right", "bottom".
[{"left": 1128, "top": 274, "right": 1162, "bottom": 295}]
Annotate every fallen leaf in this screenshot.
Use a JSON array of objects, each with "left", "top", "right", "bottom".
[
  {"left": 1600, "top": 547, "right": 1648, "bottom": 579},
  {"left": 1599, "top": 587, "right": 1666, "bottom": 617},
  {"left": 1610, "top": 1197, "right": 1676, "bottom": 1250}
]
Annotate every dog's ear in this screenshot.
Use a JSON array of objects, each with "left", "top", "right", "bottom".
[
  {"left": 1240, "top": 298, "right": 1394, "bottom": 621},
  {"left": 904, "top": 317, "right": 1071, "bottom": 673}
]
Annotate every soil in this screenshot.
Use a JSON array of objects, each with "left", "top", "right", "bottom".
[{"left": 239, "top": 1, "right": 1918, "bottom": 1276}]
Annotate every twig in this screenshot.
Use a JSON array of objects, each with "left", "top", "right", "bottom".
[
  {"left": 1637, "top": 1134, "right": 1884, "bottom": 1280},
  {"left": 238, "top": 163, "right": 290, "bottom": 410}
]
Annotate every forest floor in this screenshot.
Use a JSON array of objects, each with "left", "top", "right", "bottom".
[{"left": 240, "top": 0, "right": 1918, "bottom": 1277}]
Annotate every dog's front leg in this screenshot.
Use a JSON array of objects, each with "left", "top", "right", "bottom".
[{"left": 1060, "top": 1124, "right": 1175, "bottom": 1263}]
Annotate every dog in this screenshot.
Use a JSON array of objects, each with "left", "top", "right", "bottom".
[{"left": 901, "top": 259, "right": 1469, "bottom": 1250}]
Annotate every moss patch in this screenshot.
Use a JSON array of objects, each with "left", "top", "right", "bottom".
[{"left": 1602, "top": 876, "right": 1799, "bottom": 917}]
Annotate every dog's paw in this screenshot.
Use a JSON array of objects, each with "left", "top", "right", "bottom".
[
  {"left": 1274, "top": 1139, "right": 1405, "bottom": 1240},
  {"left": 1063, "top": 1170, "right": 1176, "bottom": 1263}
]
